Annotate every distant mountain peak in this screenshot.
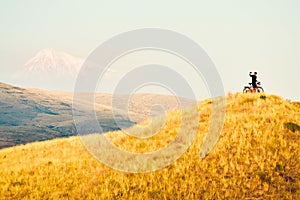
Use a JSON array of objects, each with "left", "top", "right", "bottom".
[
  {"left": 11, "top": 48, "right": 85, "bottom": 91},
  {"left": 23, "top": 48, "right": 83, "bottom": 77}
]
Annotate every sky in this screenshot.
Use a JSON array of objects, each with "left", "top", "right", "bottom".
[{"left": 0, "top": 0, "right": 299, "bottom": 101}]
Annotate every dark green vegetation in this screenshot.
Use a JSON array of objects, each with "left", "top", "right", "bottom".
[
  {"left": 284, "top": 122, "right": 300, "bottom": 132},
  {"left": 260, "top": 94, "right": 267, "bottom": 100}
]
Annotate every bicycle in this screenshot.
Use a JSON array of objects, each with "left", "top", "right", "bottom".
[{"left": 243, "top": 82, "right": 264, "bottom": 93}]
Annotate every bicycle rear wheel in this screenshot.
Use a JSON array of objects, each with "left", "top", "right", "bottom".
[{"left": 243, "top": 87, "right": 251, "bottom": 93}]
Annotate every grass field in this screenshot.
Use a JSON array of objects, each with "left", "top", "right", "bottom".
[{"left": 0, "top": 93, "right": 299, "bottom": 199}]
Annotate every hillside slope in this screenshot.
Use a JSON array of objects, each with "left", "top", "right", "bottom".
[
  {"left": 0, "top": 93, "right": 299, "bottom": 199},
  {"left": 0, "top": 82, "right": 77, "bottom": 148},
  {"left": 0, "top": 82, "right": 193, "bottom": 149}
]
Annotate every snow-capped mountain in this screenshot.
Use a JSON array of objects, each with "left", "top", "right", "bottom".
[
  {"left": 13, "top": 48, "right": 85, "bottom": 91},
  {"left": 23, "top": 48, "right": 83, "bottom": 78}
]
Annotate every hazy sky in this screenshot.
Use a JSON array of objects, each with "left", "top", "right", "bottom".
[{"left": 0, "top": 0, "right": 299, "bottom": 100}]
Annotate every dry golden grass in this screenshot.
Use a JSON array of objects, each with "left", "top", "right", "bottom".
[{"left": 0, "top": 93, "right": 299, "bottom": 199}]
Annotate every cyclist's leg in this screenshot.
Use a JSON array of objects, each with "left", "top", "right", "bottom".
[{"left": 252, "top": 83, "right": 257, "bottom": 92}]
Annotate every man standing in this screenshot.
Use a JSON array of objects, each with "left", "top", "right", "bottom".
[{"left": 249, "top": 72, "right": 258, "bottom": 92}]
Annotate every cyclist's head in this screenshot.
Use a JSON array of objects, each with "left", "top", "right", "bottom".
[{"left": 254, "top": 72, "right": 257, "bottom": 75}]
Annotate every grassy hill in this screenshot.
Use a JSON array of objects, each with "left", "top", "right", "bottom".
[
  {"left": 0, "top": 82, "right": 192, "bottom": 149},
  {"left": 0, "top": 82, "right": 75, "bottom": 148},
  {"left": 0, "top": 93, "right": 299, "bottom": 199}
]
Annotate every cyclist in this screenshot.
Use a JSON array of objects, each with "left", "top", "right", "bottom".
[{"left": 249, "top": 72, "right": 258, "bottom": 92}]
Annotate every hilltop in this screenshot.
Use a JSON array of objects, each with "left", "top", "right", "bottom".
[{"left": 0, "top": 93, "right": 299, "bottom": 199}]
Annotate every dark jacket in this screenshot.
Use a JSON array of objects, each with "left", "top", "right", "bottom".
[{"left": 249, "top": 73, "right": 257, "bottom": 87}]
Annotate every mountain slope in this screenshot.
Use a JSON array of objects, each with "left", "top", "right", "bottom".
[
  {"left": 0, "top": 82, "right": 76, "bottom": 148},
  {"left": 0, "top": 82, "right": 193, "bottom": 149},
  {"left": 0, "top": 93, "right": 299, "bottom": 199}
]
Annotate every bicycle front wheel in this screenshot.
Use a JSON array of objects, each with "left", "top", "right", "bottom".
[{"left": 257, "top": 87, "right": 264, "bottom": 93}]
